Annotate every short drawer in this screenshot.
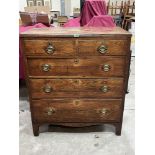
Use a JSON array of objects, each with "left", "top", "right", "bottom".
[
  {"left": 29, "top": 78, "right": 124, "bottom": 98},
  {"left": 23, "top": 39, "right": 76, "bottom": 57},
  {"left": 78, "top": 39, "right": 129, "bottom": 56},
  {"left": 32, "top": 99, "right": 122, "bottom": 123},
  {"left": 27, "top": 57, "right": 125, "bottom": 77}
]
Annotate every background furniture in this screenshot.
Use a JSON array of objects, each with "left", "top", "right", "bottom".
[
  {"left": 24, "top": 6, "right": 51, "bottom": 15},
  {"left": 50, "top": 11, "right": 60, "bottom": 21},
  {"left": 73, "top": 8, "right": 80, "bottom": 18},
  {"left": 122, "top": 1, "right": 135, "bottom": 30},
  {"left": 36, "top": 13, "right": 50, "bottom": 26},
  {"left": 107, "top": 0, "right": 124, "bottom": 16},
  {"left": 20, "top": 6, "right": 53, "bottom": 26},
  {"left": 20, "top": 27, "right": 131, "bottom": 136},
  {"left": 20, "top": 11, "right": 51, "bottom": 26},
  {"left": 107, "top": 0, "right": 135, "bottom": 28},
  {"left": 107, "top": 0, "right": 124, "bottom": 26},
  {"left": 19, "top": 12, "right": 33, "bottom": 26},
  {"left": 57, "top": 16, "right": 68, "bottom": 26},
  {"left": 19, "top": 19, "right": 23, "bottom": 26},
  {"left": 26, "top": 0, "right": 52, "bottom": 8}
]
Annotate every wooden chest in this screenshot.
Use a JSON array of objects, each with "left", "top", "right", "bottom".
[{"left": 20, "top": 27, "right": 131, "bottom": 136}]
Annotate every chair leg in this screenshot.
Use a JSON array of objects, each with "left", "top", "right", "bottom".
[
  {"left": 125, "top": 20, "right": 128, "bottom": 30},
  {"left": 122, "top": 19, "right": 126, "bottom": 28}
]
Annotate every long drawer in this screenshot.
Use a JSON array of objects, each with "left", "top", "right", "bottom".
[
  {"left": 29, "top": 78, "right": 124, "bottom": 98},
  {"left": 27, "top": 57, "right": 125, "bottom": 77},
  {"left": 32, "top": 99, "right": 122, "bottom": 123}
]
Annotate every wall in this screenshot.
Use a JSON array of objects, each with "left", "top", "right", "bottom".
[
  {"left": 19, "top": 0, "right": 27, "bottom": 11},
  {"left": 65, "top": 0, "right": 71, "bottom": 17},
  {"left": 19, "top": 0, "right": 134, "bottom": 14},
  {"left": 51, "top": 0, "right": 60, "bottom": 12}
]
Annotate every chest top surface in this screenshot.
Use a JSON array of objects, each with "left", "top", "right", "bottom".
[{"left": 20, "top": 27, "right": 131, "bottom": 38}]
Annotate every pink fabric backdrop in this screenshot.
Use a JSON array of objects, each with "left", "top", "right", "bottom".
[
  {"left": 63, "top": 17, "right": 81, "bottom": 27},
  {"left": 63, "top": 15, "right": 115, "bottom": 28},
  {"left": 63, "top": 0, "right": 115, "bottom": 28},
  {"left": 80, "top": 0, "right": 107, "bottom": 26},
  {"left": 19, "top": 23, "right": 49, "bottom": 79},
  {"left": 85, "top": 15, "right": 115, "bottom": 27}
]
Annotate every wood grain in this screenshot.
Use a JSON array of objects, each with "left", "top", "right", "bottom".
[
  {"left": 78, "top": 39, "right": 129, "bottom": 56},
  {"left": 20, "top": 27, "right": 131, "bottom": 38},
  {"left": 32, "top": 99, "right": 122, "bottom": 123},
  {"left": 24, "top": 39, "right": 76, "bottom": 56},
  {"left": 29, "top": 78, "right": 124, "bottom": 98},
  {"left": 27, "top": 57, "right": 125, "bottom": 77},
  {"left": 20, "top": 27, "right": 132, "bottom": 136}
]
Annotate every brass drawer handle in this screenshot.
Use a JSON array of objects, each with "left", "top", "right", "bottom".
[
  {"left": 103, "top": 64, "right": 110, "bottom": 72},
  {"left": 101, "top": 86, "right": 108, "bottom": 93},
  {"left": 46, "top": 43, "right": 55, "bottom": 54},
  {"left": 98, "top": 45, "right": 108, "bottom": 54},
  {"left": 98, "top": 108, "right": 109, "bottom": 115},
  {"left": 46, "top": 107, "right": 56, "bottom": 116},
  {"left": 42, "top": 64, "right": 51, "bottom": 72},
  {"left": 43, "top": 85, "right": 52, "bottom": 93}
]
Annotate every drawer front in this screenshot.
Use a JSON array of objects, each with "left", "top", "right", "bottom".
[
  {"left": 78, "top": 40, "right": 129, "bottom": 56},
  {"left": 29, "top": 78, "right": 124, "bottom": 98},
  {"left": 32, "top": 99, "right": 122, "bottom": 123},
  {"left": 27, "top": 57, "right": 125, "bottom": 77},
  {"left": 24, "top": 39, "right": 76, "bottom": 57}
]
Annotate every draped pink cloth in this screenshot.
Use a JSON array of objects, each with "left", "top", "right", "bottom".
[
  {"left": 80, "top": 0, "right": 107, "bottom": 26},
  {"left": 19, "top": 23, "right": 49, "bottom": 79},
  {"left": 63, "top": 15, "right": 115, "bottom": 27},
  {"left": 63, "top": 17, "right": 81, "bottom": 27},
  {"left": 63, "top": 0, "right": 115, "bottom": 28},
  {"left": 85, "top": 15, "right": 116, "bottom": 27}
]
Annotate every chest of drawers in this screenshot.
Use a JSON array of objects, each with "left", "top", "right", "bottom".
[{"left": 20, "top": 27, "right": 131, "bottom": 136}]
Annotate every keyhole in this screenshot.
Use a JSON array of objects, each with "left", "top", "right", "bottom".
[{"left": 74, "top": 59, "right": 79, "bottom": 64}]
